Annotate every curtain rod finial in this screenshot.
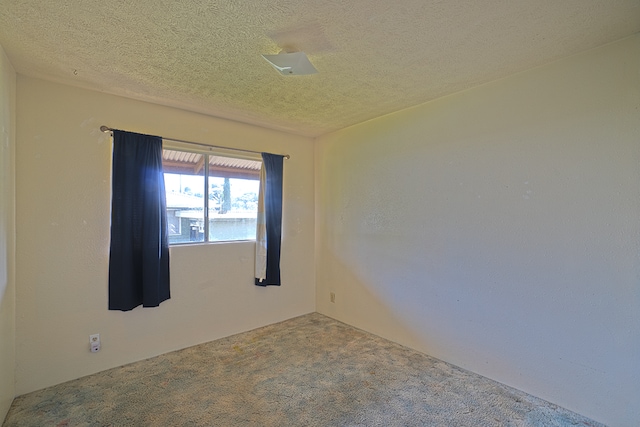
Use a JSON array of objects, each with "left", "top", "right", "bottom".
[{"left": 100, "top": 125, "right": 111, "bottom": 133}]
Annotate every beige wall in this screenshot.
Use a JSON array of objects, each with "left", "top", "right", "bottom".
[
  {"left": 0, "top": 44, "right": 16, "bottom": 421},
  {"left": 316, "top": 35, "right": 640, "bottom": 427},
  {"left": 15, "top": 77, "right": 316, "bottom": 395}
]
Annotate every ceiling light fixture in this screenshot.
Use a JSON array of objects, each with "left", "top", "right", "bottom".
[{"left": 262, "top": 51, "right": 318, "bottom": 76}]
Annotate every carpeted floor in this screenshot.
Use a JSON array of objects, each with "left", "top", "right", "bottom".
[{"left": 3, "top": 313, "right": 604, "bottom": 426}]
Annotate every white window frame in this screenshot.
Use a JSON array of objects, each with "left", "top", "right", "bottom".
[{"left": 162, "top": 141, "right": 262, "bottom": 245}]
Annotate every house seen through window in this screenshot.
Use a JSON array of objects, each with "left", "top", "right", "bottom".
[{"left": 162, "top": 145, "right": 261, "bottom": 244}]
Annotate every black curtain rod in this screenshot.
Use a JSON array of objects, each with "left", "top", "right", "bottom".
[{"left": 100, "top": 125, "right": 290, "bottom": 159}]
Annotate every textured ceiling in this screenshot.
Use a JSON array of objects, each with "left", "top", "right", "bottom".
[{"left": 1, "top": 1, "right": 639, "bottom": 137}]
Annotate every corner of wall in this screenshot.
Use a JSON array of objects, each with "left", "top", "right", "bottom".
[{"left": 313, "top": 136, "right": 321, "bottom": 313}]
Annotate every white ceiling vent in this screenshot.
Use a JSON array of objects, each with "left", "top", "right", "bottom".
[{"left": 262, "top": 51, "right": 318, "bottom": 76}]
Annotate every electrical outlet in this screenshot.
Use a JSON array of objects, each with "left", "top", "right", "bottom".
[
  {"left": 89, "top": 334, "right": 101, "bottom": 353},
  {"left": 330, "top": 292, "right": 335, "bottom": 303}
]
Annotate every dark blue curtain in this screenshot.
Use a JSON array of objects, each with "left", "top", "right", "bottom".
[
  {"left": 255, "top": 153, "right": 284, "bottom": 286},
  {"left": 109, "top": 130, "right": 170, "bottom": 310}
]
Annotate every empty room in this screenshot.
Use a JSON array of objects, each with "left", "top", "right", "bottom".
[{"left": 1, "top": 1, "right": 639, "bottom": 426}]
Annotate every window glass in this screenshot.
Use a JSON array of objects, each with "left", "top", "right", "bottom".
[
  {"left": 208, "top": 177, "right": 259, "bottom": 242},
  {"left": 163, "top": 148, "right": 261, "bottom": 245}
]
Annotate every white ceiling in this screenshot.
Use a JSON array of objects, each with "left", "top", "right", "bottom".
[{"left": 1, "top": 1, "right": 639, "bottom": 137}]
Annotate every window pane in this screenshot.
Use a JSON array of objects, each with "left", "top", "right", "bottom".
[
  {"left": 208, "top": 177, "right": 260, "bottom": 242},
  {"left": 164, "top": 171, "right": 205, "bottom": 244},
  {"left": 163, "top": 148, "right": 261, "bottom": 244}
]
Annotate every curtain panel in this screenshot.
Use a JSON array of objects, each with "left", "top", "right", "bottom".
[
  {"left": 108, "top": 130, "right": 170, "bottom": 310},
  {"left": 255, "top": 153, "right": 284, "bottom": 286}
]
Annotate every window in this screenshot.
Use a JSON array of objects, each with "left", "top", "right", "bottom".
[{"left": 162, "top": 144, "right": 262, "bottom": 245}]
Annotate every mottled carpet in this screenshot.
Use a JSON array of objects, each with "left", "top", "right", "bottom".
[{"left": 3, "top": 313, "right": 603, "bottom": 426}]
